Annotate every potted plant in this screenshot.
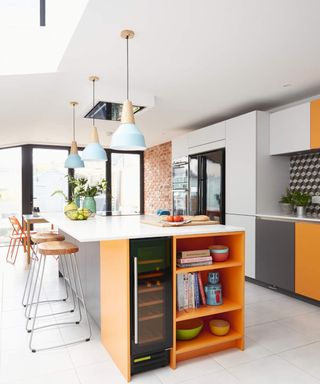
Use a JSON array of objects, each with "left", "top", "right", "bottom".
[
  {"left": 81, "top": 178, "right": 107, "bottom": 214},
  {"left": 279, "top": 189, "right": 294, "bottom": 215},
  {"left": 291, "top": 191, "right": 311, "bottom": 217}
]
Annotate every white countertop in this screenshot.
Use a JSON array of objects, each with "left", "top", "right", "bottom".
[
  {"left": 42, "top": 213, "right": 244, "bottom": 242},
  {"left": 257, "top": 213, "right": 320, "bottom": 223}
]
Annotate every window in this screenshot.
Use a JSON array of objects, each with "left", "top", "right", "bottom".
[
  {"left": 32, "top": 148, "right": 69, "bottom": 213},
  {"left": 74, "top": 154, "right": 107, "bottom": 212},
  {"left": 111, "top": 153, "right": 141, "bottom": 215},
  {"left": 0, "top": 147, "right": 22, "bottom": 245}
]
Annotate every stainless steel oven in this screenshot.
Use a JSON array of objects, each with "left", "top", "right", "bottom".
[{"left": 172, "top": 157, "right": 189, "bottom": 215}]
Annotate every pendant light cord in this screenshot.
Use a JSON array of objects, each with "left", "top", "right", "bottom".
[
  {"left": 126, "top": 36, "right": 129, "bottom": 100},
  {"left": 72, "top": 103, "right": 75, "bottom": 141},
  {"left": 92, "top": 78, "right": 95, "bottom": 127}
]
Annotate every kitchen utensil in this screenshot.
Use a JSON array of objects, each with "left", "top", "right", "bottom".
[
  {"left": 209, "top": 245, "right": 229, "bottom": 262},
  {"left": 176, "top": 318, "right": 204, "bottom": 340},
  {"left": 209, "top": 319, "right": 230, "bottom": 336}
]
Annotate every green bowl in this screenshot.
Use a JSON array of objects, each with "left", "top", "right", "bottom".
[
  {"left": 64, "top": 209, "right": 92, "bottom": 221},
  {"left": 176, "top": 318, "right": 204, "bottom": 340}
]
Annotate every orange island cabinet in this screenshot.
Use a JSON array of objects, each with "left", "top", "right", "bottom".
[{"left": 100, "top": 231, "right": 245, "bottom": 382}]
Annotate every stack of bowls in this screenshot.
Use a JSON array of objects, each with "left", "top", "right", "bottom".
[{"left": 209, "top": 245, "right": 229, "bottom": 262}]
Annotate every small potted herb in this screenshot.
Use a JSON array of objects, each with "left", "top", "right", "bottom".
[
  {"left": 291, "top": 191, "right": 311, "bottom": 217},
  {"left": 279, "top": 189, "right": 294, "bottom": 215}
]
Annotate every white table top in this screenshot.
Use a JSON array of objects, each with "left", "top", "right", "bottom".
[
  {"left": 42, "top": 213, "right": 244, "bottom": 243},
  {"left": 257, "top": 213, "right": 320, "bottom": 223}
]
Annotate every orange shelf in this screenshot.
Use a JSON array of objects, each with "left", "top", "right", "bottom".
[
  {"left": 176, "top": 298, "right": 241, "bottom": 322},
  {"left": 176, "top": 328, "right": 242, "bottom": 355},
  {"left": 176, "top": 260, "right": 241, "bottom": 274}
]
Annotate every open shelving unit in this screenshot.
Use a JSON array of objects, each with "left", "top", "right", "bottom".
[{"left": 170, "top": 231, "right": 245, "bottom": 368}]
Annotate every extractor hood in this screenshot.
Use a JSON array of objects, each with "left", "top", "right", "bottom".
[{"left": 84, "top": 101, "right": 145, "bottom": 122}]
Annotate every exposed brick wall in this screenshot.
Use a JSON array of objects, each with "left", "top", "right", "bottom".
[{"left": 144, "top": 141, "right": 172, "bottom": 214}]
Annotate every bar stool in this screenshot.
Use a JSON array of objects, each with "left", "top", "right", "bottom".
[
  {"left": 22, "top": 232, "right": 66, "bottom": 310},
  {"left": 28, "top": 241, "right": 91, "bottom": 352}
]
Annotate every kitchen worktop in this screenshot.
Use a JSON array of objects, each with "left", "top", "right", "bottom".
[
  {"left": 257, "top": 213, "right": 320, "bottom": 223},
  {"left": 42, "top": 213, "right": 244, "bottom": 242}
]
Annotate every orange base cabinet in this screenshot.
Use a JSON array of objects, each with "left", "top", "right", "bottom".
[{"left": 295, "top": 223, "right": 320, "bottom": 300}]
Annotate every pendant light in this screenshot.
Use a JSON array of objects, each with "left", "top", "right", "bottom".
[
  {"left": 64, "top": 101, "right": 84, "bottom": 169},
  {"left": 110, "top": 30, "right": 146, "bottom": 151},
  {"left": 81, "top": 76, "right": 107, "bottom": 161}
]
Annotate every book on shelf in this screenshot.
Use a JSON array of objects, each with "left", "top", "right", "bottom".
[
  {"left": 177, "top": 249, "right": 210, "bottom": 259},
  {"left": 177, "top": 261, "right": 213, "bottom": 268},
  {"left": 197, "top": 272, "right": 206, "bottom": 305},
  {"left": 176, "top": 274, "right": 184, "bottom": 311},
  {"left": 176, "top": 271, "right": 205, "bottom": 311},
  {"left": 177, "top": 256, "right": 212, "bottom": 264}
]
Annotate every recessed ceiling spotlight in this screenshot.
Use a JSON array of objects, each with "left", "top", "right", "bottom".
[{"left": 283, "top": 83, "right": 292, "bottom": 88}]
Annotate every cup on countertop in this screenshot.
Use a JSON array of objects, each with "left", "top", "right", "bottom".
[{"left": 209, "top": 245, "right": 229, "bottom": 262}]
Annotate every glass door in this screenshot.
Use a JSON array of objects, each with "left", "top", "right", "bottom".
[
  {"left": 130, "top": 237, "right": 172, "bottom": 356},
  {"left": 0, "top": 147, "right": 22, "bottom": 245},
  {"left": 32, "top": 148, "right": 68, "bottom": 213},
  {"left": 204, "top": 150, "right": 225, "bottom": 223},
  {"left": 189, "top": 156, "right": 199, "bottom": 216},
  {"left": 111, "top": 152, "right": 141, "bottom": 215}
]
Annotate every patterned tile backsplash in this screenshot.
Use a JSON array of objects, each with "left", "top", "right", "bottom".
[{"left": 290, "top": 152, "right": 320, "bottom": 217}]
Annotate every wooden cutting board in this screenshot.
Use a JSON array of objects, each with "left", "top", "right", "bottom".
[{"left": 141, "top": 217, "right": 219, "bottom": 227}]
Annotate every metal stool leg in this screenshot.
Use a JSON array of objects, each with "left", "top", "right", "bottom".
[
  {"left": 29, "top": 255, "right": 46, "bottom": 352},
  {"left": 28, "top": 252, "right": 91, "bottom": 352},
  {"left": 71, "top": 252, "right": 91, "bottom": 340},
  {"left": 22, "top": 244, "right": 38, "bottom": 307}
]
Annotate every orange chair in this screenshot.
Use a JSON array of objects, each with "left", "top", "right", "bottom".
[{"left": 6, "top": 216, "right": 35, "bottom": 264}]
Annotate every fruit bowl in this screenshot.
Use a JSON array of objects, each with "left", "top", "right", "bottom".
[{"left": 65, "top": 209, "right": 92, "bottom": 221}]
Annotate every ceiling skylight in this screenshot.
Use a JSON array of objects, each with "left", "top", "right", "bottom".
[{"left": 0, "top": 0, "right": 89, "bottom": 75}]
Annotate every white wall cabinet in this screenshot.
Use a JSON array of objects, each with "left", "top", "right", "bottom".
[
  {"left": 188, "top": 121, "right": 225, "bottom": 150},
  {"left": 226, "top": 214, "right": 256, "bottom": 279},
  {"left": 226, "top": 112, "right": 257, "bottom": 216},
  {"left": 270, "top": 102, "right": 310, "bottom": 155},
  {"left": 172, "top": 134, "right": 189, "bottom": 160}
]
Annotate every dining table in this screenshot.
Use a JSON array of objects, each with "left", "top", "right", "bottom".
[{"left": 22, "top": 214, "right": 49, "bottom": 265}]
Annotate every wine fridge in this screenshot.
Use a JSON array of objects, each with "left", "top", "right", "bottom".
[{"left": 130, "top": 237, "right": 172, "bottom": 375}]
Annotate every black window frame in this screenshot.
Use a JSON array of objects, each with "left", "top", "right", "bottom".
[{"left": 0, "top": 144, "right": 144, "bottom": 216}]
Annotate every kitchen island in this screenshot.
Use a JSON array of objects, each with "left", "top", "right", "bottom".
[{"left": 42, "top": 213, "right": 245, "bottom": 381}]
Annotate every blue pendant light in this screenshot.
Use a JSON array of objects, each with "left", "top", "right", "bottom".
[
  {"left": 65, "top": 101, "right": 84, "bottom": 168},
  {"left": 82, "top": 76, "right": 107, "bottom": 161},
  {"left": 110, "top": 30, "right": 146, "bottom": 151}
]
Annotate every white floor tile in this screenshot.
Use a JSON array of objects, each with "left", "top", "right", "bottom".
[
  {"left": 246, "top": 321, "right": 315, "bottom": 353},
  {"left": 212, "top": 336, "right": 271, "bottom": 368},
  {"left": 178, "top": 370, "right": 241, "bottom": 384},
  {"left": 153, "top": 355, "right": 223, "bottom": 384},
  {"left": 278, "top": 311, "right": 320, "bottom": 339},
  {"left": 2, "top": 369, "right": 80, "bottom": 384},
  {"left": 76, "top": 361, "right": 163, "bottom": 384},
  {"left": 228, "top": 355, "right": 320, "bottom": 384},
  {"left": 0, "top": 348, "right": 74, "bottom": 383},
  {"left": 280, "top": 341, "right": 320, "bottom": 380},
  {"left": 67, "top": 340, "right": 113, "bottom": 368}
]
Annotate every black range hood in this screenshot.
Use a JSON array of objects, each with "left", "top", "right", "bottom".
[{"left": 84, "top": 101, "right": 145, "bottom": 122}]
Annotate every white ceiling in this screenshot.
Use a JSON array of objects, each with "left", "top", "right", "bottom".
[{"left": 1, "top": 0, "right": 320, "bottom": 149}]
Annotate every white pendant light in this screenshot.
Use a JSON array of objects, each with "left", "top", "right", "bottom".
[
  {"left": 110, "top": 30, "right": 146, "bottom": 151},
  {"left": 65, "top": 101, "right": 84, "bottom": 169},
  {"left": 82, "top": 76, "right": 108, "bottom": 161}
]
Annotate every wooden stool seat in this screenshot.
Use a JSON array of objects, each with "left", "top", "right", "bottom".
[
  {"left": 38, "top": 241, "right": 79, "bottom": 256},
  {"left": 31, "top": 232, "right": 65, "bottom": 244}
]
